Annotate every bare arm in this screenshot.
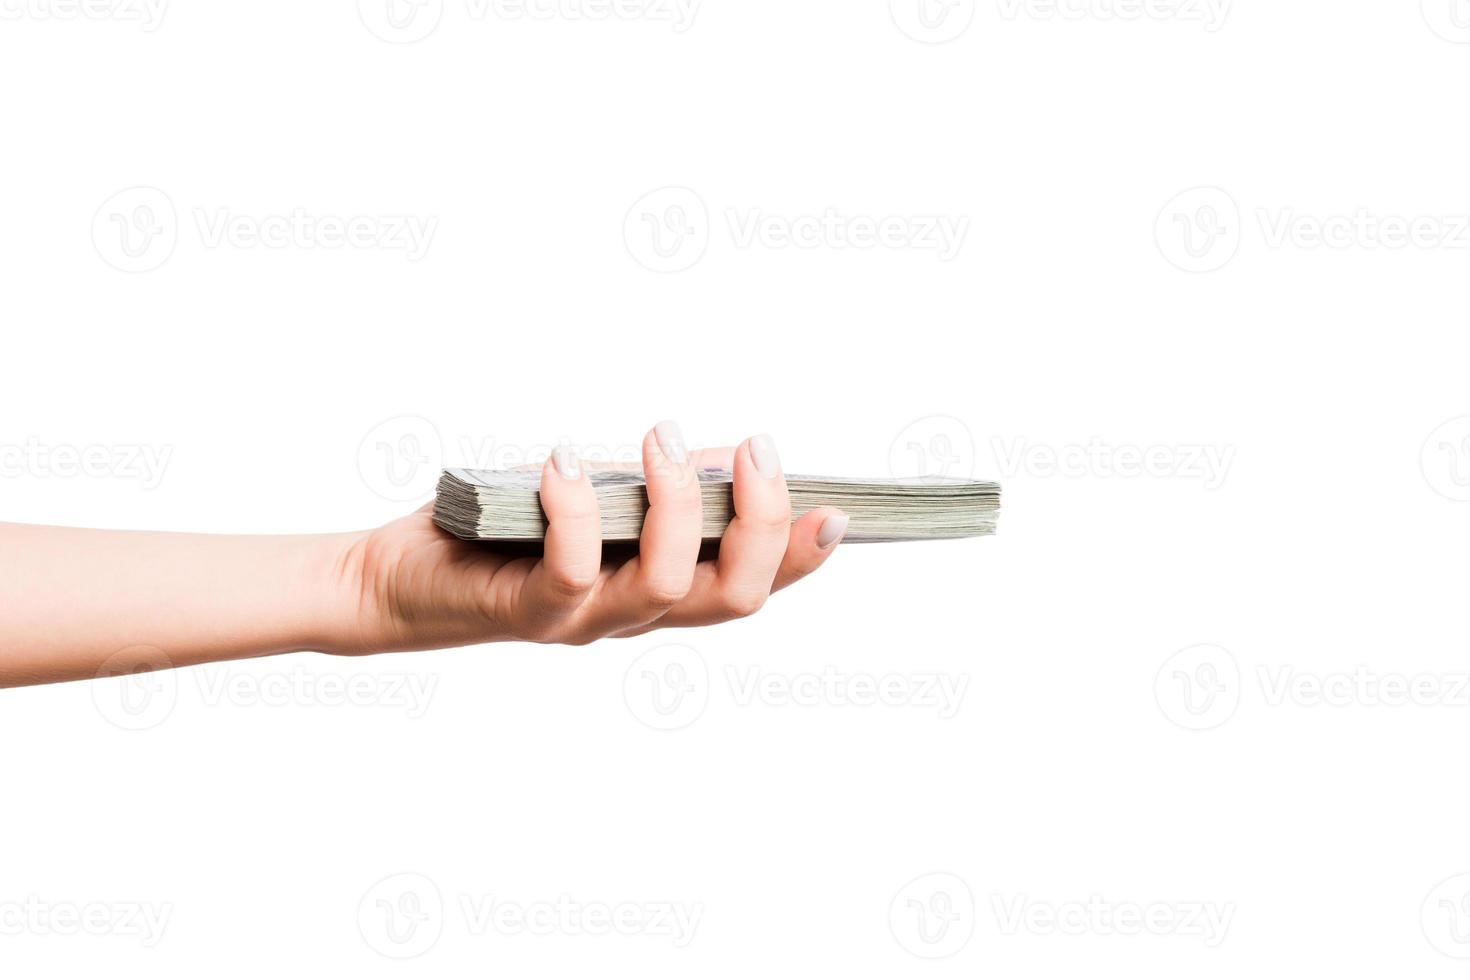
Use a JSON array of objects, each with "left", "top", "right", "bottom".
[
  {"left": 0, "top": 523, "right": 359, "bottom": 686},
  {"left": 0, "top": 424, "right": 848, "bottom": 689}
]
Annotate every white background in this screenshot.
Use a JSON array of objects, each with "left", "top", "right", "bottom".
[{"left": 3, "top": 0, "right": 1470, "bottom": 975}]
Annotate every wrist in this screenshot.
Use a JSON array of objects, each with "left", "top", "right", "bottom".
[{"left": 298, "top": 530, "right": 378, "bottom": 656}]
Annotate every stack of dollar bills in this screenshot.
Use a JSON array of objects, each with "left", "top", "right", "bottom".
[{"left": 433, "top": 467, "right": 1000, "bottom": 542}]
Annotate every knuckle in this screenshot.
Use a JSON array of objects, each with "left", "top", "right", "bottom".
[
  {"left": 547, "top": 565, "right": 598, "bottom": 598},
  {"left": 526, "top": 617, "right": 601, "bottom": 647},
  {"left": 554, "top": 501, "right": 600, "bottom": 525},
  {"left": 659, "top": 490, "right": 703, "bottom": 519},
  {"left": 643, "top": 455, "right": 678, "bottom": 482},
  {"left": 641, "top": 577, "right": 691, "bottom": 610},
  {"left": 522, "top": 621, "right": 564, "bottom": 644},
  {"left": 722, "top": 588, "right": 768, "bottom": 618},
  {"left": 755, "top": 505, "right": 792, "bottom": 532},
  {"left": 644, "top": 449, "right": 692, "bottom": 483},
  {"left": 792, "top": 552, "right": 824, "bottom": 576}
]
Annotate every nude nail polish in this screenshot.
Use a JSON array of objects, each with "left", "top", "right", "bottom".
[
  {"left": 553, "top": 447, "right": 581, "bottom": 480},
  {"left": 655, "top": 420, "right": 688, "bottom": 464},
  {"left": 749, "top": 434, "right": 781, "bottom": 479},
  {"left": 817, "top": 513, "right": 849, "bottom": 549}
]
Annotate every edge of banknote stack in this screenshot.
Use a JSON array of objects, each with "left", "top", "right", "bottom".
[{"left": 433, "top": 467, "right": 1000, "bottom": 543}]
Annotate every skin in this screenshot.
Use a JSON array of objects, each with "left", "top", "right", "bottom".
[{"left": 0, "top": 426, "right": 847, "bottom": 688}]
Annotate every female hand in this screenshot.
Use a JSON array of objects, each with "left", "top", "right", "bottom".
[{"left": 332, "top": 422, "right": 850, "bottom": 654}]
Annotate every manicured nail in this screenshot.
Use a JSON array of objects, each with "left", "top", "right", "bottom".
[
  {"left": 817, "top": 512, "right": 849, "bottom": 549},
  {"left": 655, "top": 420, "right": 688, "bottom": 464},
  {"left": 749, "top": 434, "right": 781, "bottom": 479},
  {"left": 553, "top": 447, "right": 581, "bottom": 480}
]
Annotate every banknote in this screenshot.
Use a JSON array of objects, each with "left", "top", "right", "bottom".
[{"left": 433, "top": 467, "right": 1000, "bottom": 542}]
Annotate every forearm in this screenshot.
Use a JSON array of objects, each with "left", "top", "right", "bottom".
[
  {"left": 0, "top": 522, "right": 364, "bottom": 687},
  {"left": 0, "top": 430, "right": 846, "bottom": 687}
]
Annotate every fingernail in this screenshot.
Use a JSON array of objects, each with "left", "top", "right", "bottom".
[
  {"left": 749, "top": 434, "right": 781, "bottom": 479},
  {"left": 817, "top": 512, "right": 849, "bottom": 549},
  {"left": 553, "top": 447, "right": 581, "bottom": 480},
  {"left": 655, "top": 420, "right": 688, "bottom": 464}
]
